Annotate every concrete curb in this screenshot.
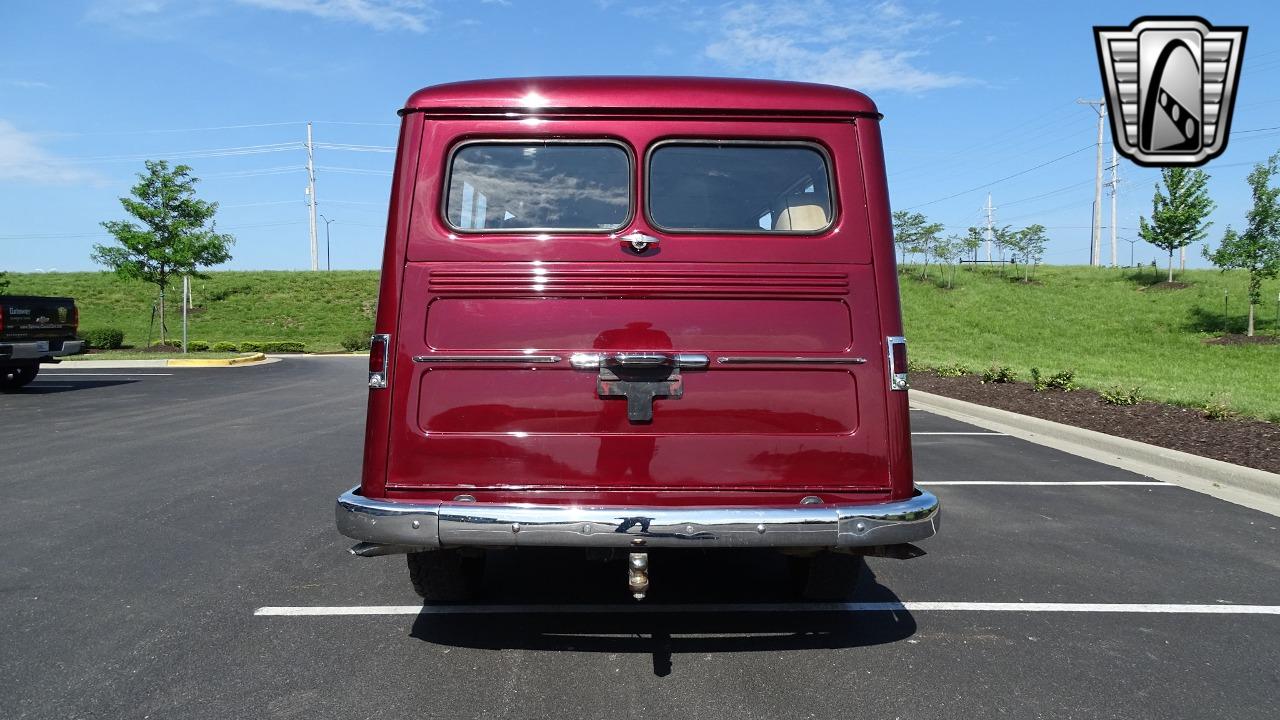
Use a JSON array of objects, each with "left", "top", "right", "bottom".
[
  {"left": 909, "top": 389, "right": 1280, "bottom": 517},
  {"left": 168, "top": 352, "right": 267, "bottom": 367},
  {"left": 61, "top": 354, "right": 271, "bottom": 369}
]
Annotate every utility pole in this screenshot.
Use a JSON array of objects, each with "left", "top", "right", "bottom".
[
  {"left": 306, "top": 122, "right": 319, "bottom": 272},
  {"left": 1106, "top": 145, "right": 1119, "bottom": 267},
  {"left": 320, "top": 214, "right": 335, "bottom": 271},
  {"left": 1077, "top": 98, "right": 1106, "bottom": 266},
  {"left": 984, "top": 193, "right": 995, "bottom": 262}
]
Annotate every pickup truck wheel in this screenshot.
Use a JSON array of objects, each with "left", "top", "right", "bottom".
[
  {"left": 790, "top": 552, "right": 864, "bottom": 601},
  {"left": 1, "top": 362, "right": 39, "bottom": 391},
  {"left": 406, "top": 550, "right": 484, "bottom": 602}
]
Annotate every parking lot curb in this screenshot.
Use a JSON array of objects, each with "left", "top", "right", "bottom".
[
  {"left": 166, "top": 353, "right": 267, "bottom": 367},
  {"left": 909, "top": 389, "right": 1280, "bottom": 517}
]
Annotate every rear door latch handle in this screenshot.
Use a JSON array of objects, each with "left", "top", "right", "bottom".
[
  {"left": 571, "top": 352, "right": 709, "bottom": 370},
  {"left": 619, "top": 232, "right": 659, "bottom": 252}
]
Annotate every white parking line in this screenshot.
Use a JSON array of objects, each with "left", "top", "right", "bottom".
[
  {"left": 912, "top": 431, "right": 1007, "bottom": 436},
  {"left": 40, "top": 373, "right": 173, "bottom": 376},
  {"left": 919, "top": 480, "right": 1168, "bottom": 486},
  {"left": 255, "top": 602, "right": 1280, "bottom": 617}
]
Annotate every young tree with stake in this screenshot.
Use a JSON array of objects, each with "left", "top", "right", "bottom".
[
  {"left": 892, "top": 210, "right": 943, "bottom": 271},
  {"left": 1138, "top": 167, "right": 1215, "bottom": 283},
  {"left": 1013, "top": 224, "right": 1048, "bottom": 282},
  {"left": 92, "top": 160, "right": 234, "bottom": 345},
  {"left": 1203, "top": 152, "right": 1280, "bottom": 337}
]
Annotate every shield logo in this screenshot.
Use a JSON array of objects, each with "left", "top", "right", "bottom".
[
  {"left": 1094, "top": 16, "right": 1247, "bottom": 167},
  {"left": 57, "top": 307, "right": 68, "bottom": 323}
]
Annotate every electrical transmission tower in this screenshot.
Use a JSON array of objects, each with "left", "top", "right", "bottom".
[
  {"left": 1077, "top": 97, "right": 1107, "bottom": 266},
  {"left": 306, "top": 122, "right": 319, "bottom": 272},
  {"left": 984, "top": 193, "right": 996, "bottom": 262},
  {"left": 1106, "top": 146, "right": 1120, "bottom": 267}
]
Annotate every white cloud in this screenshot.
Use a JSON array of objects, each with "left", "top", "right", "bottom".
[
  {"left": 0, "top": 120, "right": 104, "bottom": 186},
  {"left": 86, "top": 0, "right": 434, "bottom": 33},
  {"left": 234, "top": 0, "right": 435, "bottom": 32},
  {"left": 703, "top": 1, "right": 971, "bottom": 93},
  {"left": 0, "top": 79, "right": 52, "bottom": 89}
]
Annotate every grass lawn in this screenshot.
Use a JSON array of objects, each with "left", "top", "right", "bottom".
[
  {"left": 64, "top": 351, "right": 246, "bottom": 361},
  {"left": 6, "top": 271, "right": 379, "bottom": 353},
  {"left": 900, "top": 264, "right": 1280, "bottom": 421}
]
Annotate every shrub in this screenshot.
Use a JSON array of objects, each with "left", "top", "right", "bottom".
[
  {"left": 1203, "top": 398, "right": 1232, "bottom": 420},
  {"left": 341, "top": 333, "right": 372, "bottom": 352},
  {"left": 935, "top": 362, "right": 970, "bottom": 378},
  {"left": 980, "top": 365, "right": 1017, "bottom": 384},
  {"left": 1099, "top": 385, "right": 1142, "bottom": 406},
  {"left": 1031, "top": 367, "right": 1078, "bottom": 392},
  {"left": 238, "top": 341, "right": 263, "bottom": 353},
  {"left": 262, "top": 341, "right": 305, "bottom": 353},
  {"left": 81, "top": 327, "right": 125, "bottom": 350},
  {"left": 211, "top": 341, "right": 238, "bottom": 352},
  {"left": 186, "top": 340, "right": 210, "bottom": 352}
]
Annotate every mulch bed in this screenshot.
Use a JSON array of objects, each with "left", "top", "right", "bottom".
[{"left": 911, "top": 371, "right": 1280, "bottom": 474}]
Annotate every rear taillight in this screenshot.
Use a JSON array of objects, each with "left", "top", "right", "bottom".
[
  {"left": 0, "top": 304, "right": 5, "bottom": 334},
  {"left": 71, "top": 305, "right": 79, "bottom": 333},
  {"left": 887, "top": 336, "right": 908, "bottom": 391},
  {"left": 368, "top": 334, "right": 390, "bottom": 389}
]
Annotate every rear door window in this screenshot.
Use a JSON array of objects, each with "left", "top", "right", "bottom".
[
  {"left": 445, "top": 141, "right": 632, "bottom": 232},
  {"left": 647, "top": 141, "right": 834, "bottom": 234}
]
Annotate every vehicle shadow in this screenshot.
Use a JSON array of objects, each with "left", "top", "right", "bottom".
[
  {"left": 409, "top": 549, "right": 916, "bottom": 676},
  {"left": 6, "top": 378, "right": 138, "bottom": 394}
]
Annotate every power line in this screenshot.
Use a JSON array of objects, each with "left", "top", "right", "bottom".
[
  {"left": 902, "top": 143, "right": 1096, "bottom": 210},
  {"left": 316, "top": 165, "right": 392, "bottom": 176},
  {"left": 56, "top": 121, "right": 307, "bottom": 137}
]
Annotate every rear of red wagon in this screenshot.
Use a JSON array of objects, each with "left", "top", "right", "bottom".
[{"left": 337, "top": 77, "right": 938, "bottom": 601}]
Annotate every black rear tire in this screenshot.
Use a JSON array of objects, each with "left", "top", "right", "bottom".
[
  {"left": 1, "top": 362, "right": 39, "bottom": 391},
  {"left": 407, "top": 549, "right": 485, "bottom": 602},
  {"left": 790, "top": 552, "right": 864, "bottom": 601}
]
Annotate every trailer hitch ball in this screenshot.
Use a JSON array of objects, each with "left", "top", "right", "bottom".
[{"left": 628, "top": 552, "right": 650, "bottom": 600}]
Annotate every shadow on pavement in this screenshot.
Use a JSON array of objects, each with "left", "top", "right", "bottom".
[
  {"left": 410, "top": 549, "right": 916, "bottom": 676},
  {"left": 8, "top": 379, "right": 138, "bottom": 394}
]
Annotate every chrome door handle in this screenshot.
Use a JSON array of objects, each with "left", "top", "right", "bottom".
[
  {"left": 607, "top": 352, "right": 674, "bottom": 368},
  {"left": 619, "top": 232, "right": 659, "bottom": 252},
  {"left": 570, "top": 352, "right": 709, "bottom": 370}
]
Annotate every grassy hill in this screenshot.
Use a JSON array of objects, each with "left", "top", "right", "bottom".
[
  {"left": 5, "top": 271, "right": 379, "bottom": 352},
  {"left": 899, "top": 265, "right": 1279, "bottom": 421},
  {"left": 7, "top": 265, "right": 1278, "bottom": 420}
]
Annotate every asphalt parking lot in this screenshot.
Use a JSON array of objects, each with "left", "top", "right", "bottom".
[{"left": 3, "top": 357, "right": 1278, "bottom": 719}]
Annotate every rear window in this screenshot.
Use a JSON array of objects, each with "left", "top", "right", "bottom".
[
  {"left": 647, "top": 142, "right": 834, "bottom": 234},
  {"left": 445, "top": 142, "right": 631, "bottom": 232}
]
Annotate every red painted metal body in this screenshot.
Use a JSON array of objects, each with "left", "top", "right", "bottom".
[{"left": 361, "top": 77, "right": 911, "bottom": 509}]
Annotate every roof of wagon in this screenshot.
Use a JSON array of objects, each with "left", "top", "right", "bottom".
[{"left": 402, "top": 76, "right": 879, "bottom": 117}]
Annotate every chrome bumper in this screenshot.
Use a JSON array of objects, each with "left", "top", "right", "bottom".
[
  {"left": 335, "top": 487, "right": 939, "bottom": 550},
  {"left": 2, "top": 340, "right": 83, "bottom": 361}
]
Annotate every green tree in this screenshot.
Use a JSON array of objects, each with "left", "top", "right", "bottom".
[
  {"left": 0, "top": 271, "right": 8, "bottom": 294},
  {"left": 935, "top": 234, "right": 963, "bottom": 288},
  {"left": 1012, "top": 224, "right": 1048, "bottom": 282},
  {"left": 892, "top": 210, "right": 943, "bottom": 271},
  {"left": 1203, "top": 152, "right": 1280, "bottom": 336},
  {"left": 1138, "top": 167, "right": 1215, "bottom": 282},
  {"left": 961, "top": 226, "right": 984, "bottom": 268},
  {"left": 92, "top": 161, "right": 234, "bottom": 344}
]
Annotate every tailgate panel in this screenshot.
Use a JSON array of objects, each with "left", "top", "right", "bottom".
[
  {"left": 426, "top": 298, "right": 852, "bottom": 352},
  {"left": 418, "top": 368, "right": 859, "bottom": 434}
]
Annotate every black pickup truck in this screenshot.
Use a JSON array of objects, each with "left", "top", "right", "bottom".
[{"left": 1, "top": 296, "right": 83, "bottom": 390}]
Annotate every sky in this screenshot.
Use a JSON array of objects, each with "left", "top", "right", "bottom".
[{"left": 1, "top": 0, "right": 1278, "bottom": 272}]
